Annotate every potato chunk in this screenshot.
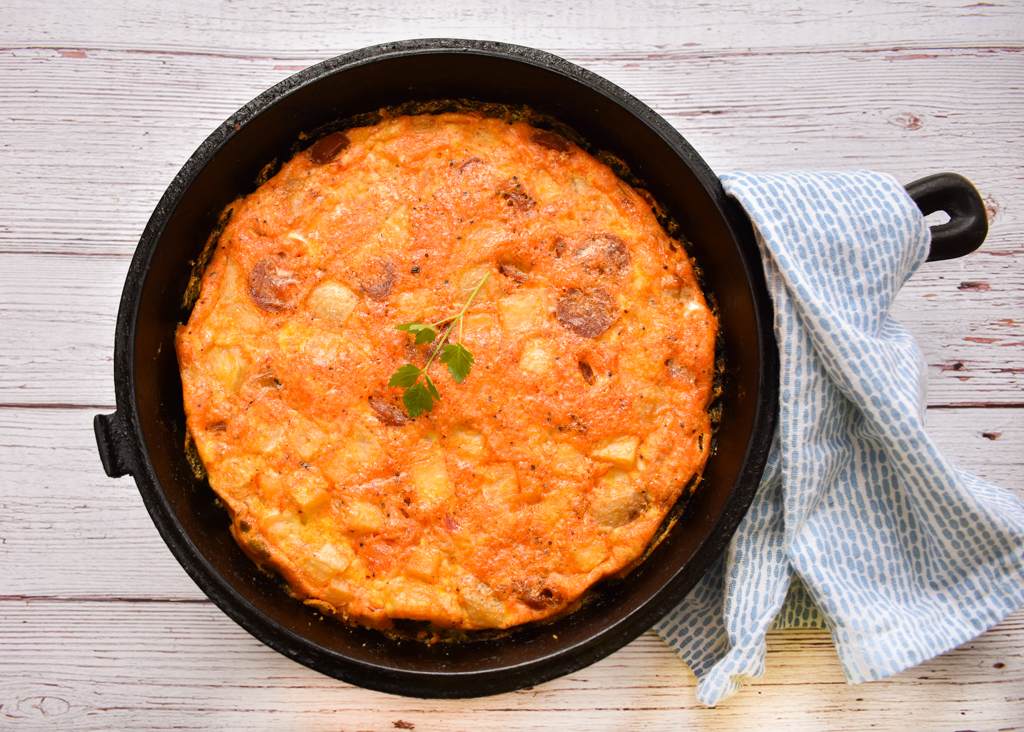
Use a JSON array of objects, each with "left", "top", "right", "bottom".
[
  {"left": 460, "top": 582, "right": 509, "bottom": 628},
  {"left": 411, "top": 453, "right": 453, "bottom": 509},
  {"left": 213, "top": 302, "right": 261, "bottom": 342},
  {"left": 262, "top": 513, "right": 304, "bottom": 556},
  {"left": 288, "top": 471, "right": 330, "bottom": 521},
  {"left": 572, "top": 539, "right": 608, "bottom": 573},
  {"left": 384, "top": 580, "right": 437, "bottom": 621},
  {"left": 321, "top": 425, "right": 381, "bottom": 483},
  {"left": 519, "top": 338, "right": 553, "bottom": 373},
  {"left": 457, "top": 263, "right": 496, "bottom": 299},
  {"left": 207, "top": 346, "right": 247, "bottom": 394},
  {"left": 552, "top": 442, "right": 589, "bottom": 478},
  {"left": 372, "top": 205, "right": 410, "bottom": 249},
  {"left": 590, "top": 469, "right": 646, "bottom": 527},
  {"left": 345, "top": 500, "right": 384, "bottom": 534},
  {"left": 498, "top": 291, "right": 547, "bottom": 333},
  {"left": 479, "top": 463, "right": 519, "bottom": 504},
  {"left": 315, "top": 542, "right": 354, "bottom": 573},
  {"left": 308, "top": 280, "right": 358, "bottom": 324},
  {"left": 209, "top": 455, "right": 262, "bottom": 495},
  {"left": 392, "top": 288, "right": 430, "bottom": 322},
  {"left": 305, "top": 542, "right": 354, "bottom": 584},
  {"left": 404, "top": 546, "right": 444, "bottom": 583},
  {"left": 449, "top": 427, "right": 486, "bottom": 457},
  {"left": 322, "top": 577, "right": 356, "bottom": 607},
  {"left": 289, "top": 416, "right": 326, "bottom": 461},
  {"left": 590, "top": 435, "right": 640, "bottom": 470}
]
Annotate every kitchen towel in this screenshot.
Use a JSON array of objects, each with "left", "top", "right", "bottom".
[{"left": 654, "top": 170, "right": 1024, "bottom": 706}]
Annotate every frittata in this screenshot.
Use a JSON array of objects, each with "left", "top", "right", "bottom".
[{"left": 175, "top": 112, "right": 718, "bottom": 632}]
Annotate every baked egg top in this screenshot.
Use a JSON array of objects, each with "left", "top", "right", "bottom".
[{"left": 176, "top": 112, "right": 718, "bottom": 632}]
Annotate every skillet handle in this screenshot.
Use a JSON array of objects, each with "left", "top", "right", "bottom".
[
  {"left": 905, "top": 173, "right": 989, "bottom": 262},
  {"left": 94, "top": 411, "right": 138, "bottom": 478}
]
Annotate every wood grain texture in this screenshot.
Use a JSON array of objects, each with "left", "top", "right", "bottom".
[
  {"left": 1, "top": 601, "right": 1022, "bottom": 731},
  {"left": 4, "top": 0, "right": 1024, "bottom": 55},
  {"left": 2, "top": 0, "right": 1023, "bottom": 729},
  {"left": 3, "top": 45, "right": 1022, "bottom": 257}
]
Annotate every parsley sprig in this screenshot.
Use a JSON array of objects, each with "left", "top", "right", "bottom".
[{"left": 388, "top": 272, "right": 490, "bottom": 418}]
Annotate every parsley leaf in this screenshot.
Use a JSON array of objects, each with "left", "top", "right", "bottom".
[
  {"left": 395, "top": 322, "right": 437, "bottom": 345},
  {"left": 402, "top": 382, "right": 435, "bottom": 418},
  {"left": 388, "top": 364, "right": 422, "bottom": 388},
  {"left": 440, "top": 343, "right": 475, "bottom": 383},
  {"left": 387, "top": 272, "right": 490, "bottom": 418},
  {"left": 423, "top": 374, "right": 441, "bottom": 402}
]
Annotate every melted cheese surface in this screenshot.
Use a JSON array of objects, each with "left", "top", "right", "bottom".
[{"left": 176, "top": 113, "right": 718, "bottom": 631}]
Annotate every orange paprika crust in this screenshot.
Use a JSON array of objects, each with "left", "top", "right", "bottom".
[{"left": 176, "top": 113, "right": 718, "bottom": 631}]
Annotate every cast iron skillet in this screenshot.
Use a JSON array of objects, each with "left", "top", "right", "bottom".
[{"left": 93, "top": 39, "right": 987, "bottom": 698}]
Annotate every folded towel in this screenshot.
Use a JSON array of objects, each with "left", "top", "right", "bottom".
[{"left": 654, "top": 171, "right": 1024, "bottom": 706}]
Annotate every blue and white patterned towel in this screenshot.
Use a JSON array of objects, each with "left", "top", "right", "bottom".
[{"left": 654, "top": 171, "right": 1024, "bottom": 706}]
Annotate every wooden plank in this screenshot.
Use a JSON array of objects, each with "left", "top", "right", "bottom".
[
  {"left": 3, "top": 0, "right": 1023, "bottom": 55},
  {"left": 896, "top": 267, "right": 1024, "bottom": 407},
  {"left": 0, "top": 253, "right": 122, "bottom": 406},
  {"left": 0, "top": 599, "right": 1021, "bottom": 730},
  {"left": 0, "top": 408, "right": 205, "bottom": 600},
  {"left": 1, "top": 46, "right": 1022, "bottom": 256}
]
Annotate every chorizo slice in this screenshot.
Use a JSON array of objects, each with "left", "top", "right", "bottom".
[
  {"left": 499, "top": 263, "right": 531, "bottom": 284},
  {"left": 369, "top": 394, "right": 408, "bottom": 426},
  {"left": 556, "top": 287, "right": 616, "bottom": 339},
  {"left": 308, "top": 131, "right": 350, "bottom": 165},
  {"left": 552, "top": 236, "right": 567, "bottom": 258},
  {"left": 514, "top": 580, "right": 563, "bottom": 610},
  {"left": 574, "top": 233, "right": 631, "bottom": 274},
  {"left": 531, "top": 129, "right": 571, "bottom": 153},
  {"left": 359, "top": 259, "right": 396, "bottom": 301},
  {"left": 247, "top": 258, "right": 299, "bottom": 312},
  {"left": 456, "top": 156, "right": 484, "bottom": 173},
  {"left": 497, "top": 179, "right": 536, "bottom": 211}
]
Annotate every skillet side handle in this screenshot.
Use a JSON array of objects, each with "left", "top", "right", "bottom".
[
  {"left": 906, "top": 173, "right": 989, "bottom": 262},
  {"left": 94, "top": 411, "right": 138, "bottom": 478}
]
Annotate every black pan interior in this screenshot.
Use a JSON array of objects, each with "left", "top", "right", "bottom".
[{"left": 115, "top": 39, "right": 777, "bottom": 697}]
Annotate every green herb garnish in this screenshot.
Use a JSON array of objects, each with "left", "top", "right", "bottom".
[{"left": 388, "top": 272, "right": 489, "bottom": 417}]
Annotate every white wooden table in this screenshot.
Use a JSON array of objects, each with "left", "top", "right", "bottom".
[{"left": 2, "top": 2, "right": 1023, "bottom": 729}]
